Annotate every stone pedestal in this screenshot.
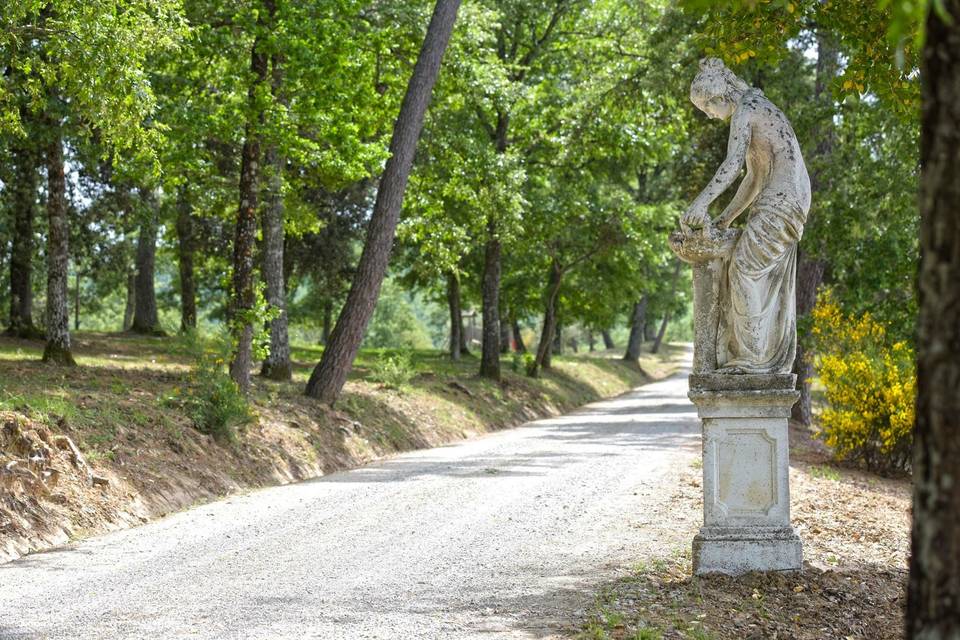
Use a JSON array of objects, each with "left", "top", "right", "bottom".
[{"left": 689, "top": 373, "right": 802, "bottom": 575}]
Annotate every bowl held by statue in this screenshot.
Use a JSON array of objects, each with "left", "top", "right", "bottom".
[{"left": 669, "top": 225, "right": 741, "bottom": 264}]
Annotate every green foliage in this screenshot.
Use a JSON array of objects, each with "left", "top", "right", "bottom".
[
  {"left": 364, "top": 279, "right": 435, "bottom": 350},
  {"left": 367, "top": 350, "right": 416, "bottom": 390},
  {"left": 165, "top": 330, "right": 251, "bottom": 443}
]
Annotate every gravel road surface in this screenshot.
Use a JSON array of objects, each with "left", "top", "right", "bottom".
[{"left": 0, "top": 359, "right": 700, "bottom": 640}]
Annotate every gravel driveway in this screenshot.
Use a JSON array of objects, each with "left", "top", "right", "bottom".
[{"left": 0, "top": 357, "right": 700, "bottom": 640}]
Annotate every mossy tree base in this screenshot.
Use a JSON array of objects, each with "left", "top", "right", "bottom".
[
  {"left": 42, "top": 342, "right": 77, "bottom": 366},
  {"left": 261, "top": 361, "right": 292, "bottom": 382}
]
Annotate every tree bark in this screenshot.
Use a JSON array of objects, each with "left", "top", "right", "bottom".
[
  {"left": 623, "top": 296, "right": 647, "bottom": 360},
  {"left": 446, "top": 271, "right": 464, "bottom": 361},
  {"left": 552, "top": 321, "right": 563, "bottom": 356},
  {"left": 908, "top": 3, "right": 960, "bottom": 637},
  {"left": 601, "top": 329, "right": 615, "bottom": 350},
  {"left": 792, "top": 252, "right": 826, "bottom": 423},
  {"left": 175, "top": 186, "right": 197, "bottom": 332},
  {"left": 229, "top": 10, "right": 271, "bottom": 394},
  {"left": 791, "top": 28, "right": 839, "bottom": 425},
  {"left": 305, "top": 0, "right": 461, "bottom": 403},
  {"left": 499, "top": 307, "right": 511, "bottom": 353},
  {"left": 260, "top": 52, "right": 291, "bottom": 381},
  {"left": 322, "top": 300, "right": 332, "bottom": 344},
  {"left": 479, "top": 217, "right": 502, "bottom": 380},
  {"left": 259, "top": 142, "right": 291, "bottom": 380},
  {"left": 73, "top": 271, "right": 80, "bottom": 331},
  {"left": 530, "top": 260, "right": 562, "bottom": 378},
  {"left": 511, "top": 319, "right": 526, "bottom": 354},
  {"left": 123, "top": 272, "right": 136, "bottom": 332},
  {"left": 130, "top": 188, "right": 161, "bottom": 335},
  {"left": 42, "top": 126, "right": 74, "bottom": 365},
  {"left": 587, "top": 331, "right": 595, "bottom": 352},
  {"left": 7, "top": 142, "right": 38, "bottom": 338}
]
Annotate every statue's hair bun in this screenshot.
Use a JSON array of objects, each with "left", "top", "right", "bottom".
[{"left": 699, "top": 57, "right": 725, "bottom": 71}]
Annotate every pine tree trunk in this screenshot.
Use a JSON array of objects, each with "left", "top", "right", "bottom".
[
  {"left": 175, "top": 187, "right": 197, "bottom": 331},
  {"left": 530, "top": 261, "right": 562, "bottom": 378},
  {"left": 601, "top": 329, "right": 615, "bottom": 350},
  {"left": 42, "top": 126, "right": 74, "bottom": 365},
  {"left": 479, "top": 218, "right": 501, "bottom": 380},
  {"left": 623, "top": 296, "right": 647, "bottom": 360},
  {"left": 791, "top": 29, "right": 838, "bottom": 425},
  {"left": 304, "top": 0, "right": 461, "bottom": 404},
  {"left": 512, "top": 320, "right": 526, "bottom": 353},
  {"left": 131, "top": 188, "right": 161, "bottom": 335},
  {"left": 7, "top": 142, "right": 38, "bottom": 338},
  {"left": 260, "top": 142, "right": 291, "bottom": 380},
  {"left": 123, "top": 272, "right": 136, "bottom": 332},
  {"left": 446, "top": 271, "right": 463, "bottom": 361},
  {"left": 229, "top": 13, "right": 271, "bottom": 394},
  {"left": 907, "top": 4, "right": 960, "bottom": 636}
]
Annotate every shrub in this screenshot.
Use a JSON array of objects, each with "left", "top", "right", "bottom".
[
  {"left": 368, "top": 350, "right": 416, "bottom": 389},
  {"left": 165, "top": 330, "right": 251, "bottom": 443},
  {"left": 811, "top": 292, "right": 915, "bottom": 474}
]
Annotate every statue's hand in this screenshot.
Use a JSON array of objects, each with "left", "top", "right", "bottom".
[
  {"left": 681, "top": 204, "right": 709, "bottom": 234},
  {"left": 712, "top": 215, "right": 730, "bottom": 230}
]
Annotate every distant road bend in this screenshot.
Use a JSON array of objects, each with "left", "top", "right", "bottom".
[{"left": 0, "top": 353, "right": 700, "bottom": 639}]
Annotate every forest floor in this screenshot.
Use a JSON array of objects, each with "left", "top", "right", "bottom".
[
  {"left": 0, "top": 332, "right": 686, "bottom": 564},
  {"left": 579, "top": 415, "right": 911, "bottom": 640}
]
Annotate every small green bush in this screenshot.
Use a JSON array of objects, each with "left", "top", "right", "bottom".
[
  {"left": 368, "top": 350, "right": 416, "bottom": 389},
  {"left": 165, "top": 330, "right": 251, "bottom": 443}
]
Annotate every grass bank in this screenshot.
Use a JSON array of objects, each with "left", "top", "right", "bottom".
[{"left": 0, "top": 332, "right": 687, "bottom": 563}]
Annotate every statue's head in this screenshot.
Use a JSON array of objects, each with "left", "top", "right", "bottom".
[{"left": 690, "top": 58, "right": 750, "bottom": 121}]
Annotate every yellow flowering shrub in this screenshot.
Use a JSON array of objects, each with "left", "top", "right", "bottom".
[{"left": 811, "top": 292, "right": 915, "bottom": 474}]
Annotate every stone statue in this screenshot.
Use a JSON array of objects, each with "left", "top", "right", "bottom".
[
  {"left": 671, "top": 59, "right": 806, "bottom": 575},
  {"left": 671, "top": 58, "right": 811, "bottom": 375}
]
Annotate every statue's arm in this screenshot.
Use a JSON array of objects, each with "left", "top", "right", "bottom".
[
  {"left": 682, "top": 110, "right": 751, "bottom": 231},
  {"left": 715, "top": 166, "right": 760, "bottom": 228}
]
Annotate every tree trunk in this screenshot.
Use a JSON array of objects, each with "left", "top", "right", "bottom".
[
  {"left": 260, "top": 52, "right": 291, "bottom": 381},
  {"left": 260, "top": 149, "right": 291, "bottom": 380},
  {"left": 123, "top": 272, "right": 136, "bottom": 332},
  {"left": 499, "top": 307, "right": 511, "bottom": 353},
  {"left": 479, "top": 218, "right": 501, "bottom": 380},
  {"left": 131, "top": 188, "right": 161, "bottom": 335},
  {"left": 792, "top": 251, "right": 826, "bottom": 423},
  {"left": 652, "top": 314, "right": 669, "bottom": 354},
  {"left": 552, "top": 320, "right": 563, "bottom": 356},
  {"left": 601, "top": 329, "right": 615, "bottom": 350},
  {"left": 322, "top": 300, "right": 332, "bottom": 344},
  {"left": 908, "top": 4, "right": 960, "bottom": 637},
  {"left": 304, "top": 0, "right": 461, "bottom": 404},
  {"left": 623, "top": 296, "right": 647, "bottom": 360},
  {"left": 446, "top": 271, "right": 463, "bottom": 361},
  {"left": 792, "top": 28, "right": 839, "bottom": 425},
  {"left": 73, "top": 270, "right": 80, "bottom": 331},
  {"left": 587, "top": 331, "right": 595, "bottom": 352},
  {"left": 7, "top": 142, "right": 38, "bottom": 338},
  {"left": 229, "top": 12, "right": 271, "bottom": 394},
  {"left": 42, "top": 126, "right": 74, "bottom": 365},
  {"left": 651, "top": 260, "right": 681, "bottom": 354},
  {"left": 511, "top": 319, "right": 526, "bottom": 353},
  {"left": 530, "top": 260, "right": 562, "bottom": 378},
  {"left": 175, "top": 188, "right": 197, "bottom": 331}
]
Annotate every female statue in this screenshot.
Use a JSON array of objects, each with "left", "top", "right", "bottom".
[{"left": 681, "top": 58, "right": 811, "bottom": 374}]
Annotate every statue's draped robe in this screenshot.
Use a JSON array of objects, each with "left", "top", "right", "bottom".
[{"left": 716, "top": 107, "right": 808, "bottom": 374}]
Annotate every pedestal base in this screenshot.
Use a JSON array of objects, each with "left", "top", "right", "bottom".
[
  {"left": 693, "top": 526, "right": 802, "bottom": 575},
  {"left": 688, "top": 373, "right": 803, "bottom": 576}
]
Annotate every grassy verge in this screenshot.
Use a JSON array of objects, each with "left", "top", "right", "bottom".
[{"left": 0, "top": 332, "right": 687, "bottom": 563}]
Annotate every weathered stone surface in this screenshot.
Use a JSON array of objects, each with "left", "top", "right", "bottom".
[
  {"left": 670, "top": 58, "right": 810, "bottom": 376},
  {"left": 689, "top": 382, "right": 801, "bottom": 575}
]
